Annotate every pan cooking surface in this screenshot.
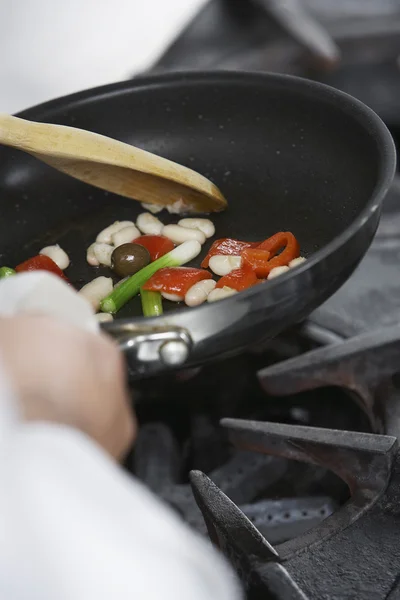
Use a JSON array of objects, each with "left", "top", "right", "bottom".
[{"left": 0, "top": 72, "right": 389, "bottom": 322}]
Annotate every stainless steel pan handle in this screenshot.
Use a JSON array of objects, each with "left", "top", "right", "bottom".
[{"left": 101, "top": 321, "right": 192, "bottom": 378}]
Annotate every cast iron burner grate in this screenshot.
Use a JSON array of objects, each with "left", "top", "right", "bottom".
[
  {"left": 135, "top": 419, "right": 338, "bottom": 544},
  {"left": 132, "top": 272, "right": 400, "bottom": 598},
  {"left": 258, "top": 325, "right": 400, "bottom": 438},
  {"left": 189, "top": 419, "right": 400, "bottom": 600},
  {"left": 132, "top": 342, "right": 371, "bottom": 543}
]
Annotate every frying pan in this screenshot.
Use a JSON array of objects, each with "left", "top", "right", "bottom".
[{"left": 0, "top": 72, "right": 395, "bottom": 378}]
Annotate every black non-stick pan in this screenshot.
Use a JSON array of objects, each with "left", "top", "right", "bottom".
[{"left": 0, "top": 72, "right": 395, "bottom": 377}]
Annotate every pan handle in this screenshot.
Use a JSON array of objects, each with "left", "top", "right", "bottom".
[{"left": 101, "top": 321, "right": 193, "bottom": 378}]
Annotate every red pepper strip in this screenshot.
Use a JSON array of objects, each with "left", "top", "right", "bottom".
[
  {"left": 241, "top": 248, "right": 271, "bottom": 278},
  {"left": 257, "top": 232, "right": 300, "bottom": 272},
  {"left": 15, "top": 255, "right": 69, "bottom": 282},
  {"left": 134, "top": 235, "right": 175, "bottom": 262},
  {"left": 142, "top": 267, "right": 212, "bottom": 296},
  {"left": 215, "top": 264, "right": 258, "bottom": 291},
  {"left": 201, "top": 238, "right": 259, "bottom": 268}
]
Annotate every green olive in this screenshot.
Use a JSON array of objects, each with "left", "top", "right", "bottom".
[{"left": 111, "top": 243, "right": 151, "bottom": 278}]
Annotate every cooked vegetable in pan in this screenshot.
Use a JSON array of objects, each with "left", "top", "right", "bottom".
[
  {"left": 1, "top": 207, "right": 305, "bottom": 318},
  {"left": 111, "top": 243, "right": 151, "bottom": 278},
  {"left": 0, "top": 267, "right": 16, "bottom": 279}
]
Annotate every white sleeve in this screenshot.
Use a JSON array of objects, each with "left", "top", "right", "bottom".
[{"left": 0, "top": 365, "right": 242, "bottom": 600}]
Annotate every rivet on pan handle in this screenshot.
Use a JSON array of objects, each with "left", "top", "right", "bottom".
[{"left": 101, "top": 321, "right": 193, "bottom": 378}]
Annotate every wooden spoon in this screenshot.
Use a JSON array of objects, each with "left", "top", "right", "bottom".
[{"left": 0, "top": 113, "right": 227, "bottom": 213}]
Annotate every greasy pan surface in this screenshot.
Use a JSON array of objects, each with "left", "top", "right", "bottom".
[{"left": 0, "top": 72, "right": 395, "bottom": 370}]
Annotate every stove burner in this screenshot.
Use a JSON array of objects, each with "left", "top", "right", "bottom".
[
  {"left": 190, "top": 419, "right": 399, "bottom": 599},
  {"left": 132, "top": 342, "right": 372, "bottom": 549},
  {"left": 239, "top": 496, "right": 336, "bottom": 546},
  {"left": 134, "top": 420, "right": 339, "bottom": 542}
]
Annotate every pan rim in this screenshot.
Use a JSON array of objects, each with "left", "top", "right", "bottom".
[{"left": 15, "top": 70, "right": 397, "bottom": 323}]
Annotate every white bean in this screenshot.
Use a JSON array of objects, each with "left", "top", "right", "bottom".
[
  {"left": 136, "top": 212, "right": 163, "bottom": 235},
  {"left": 209, "top": 255, "right": 241, "bottom": 277},
  {"left": 96, "top": 221, "right": 134, "bottom": 244},
  {"left": 39, "top": 244, "right": 70, "bottom": 270},
  {"left": 162, "top": 224, "right": 206, "bottom": 245},
  {"left": 87, "top": 243, "right": 100, "bottom": 266},
  {"left": 112, "top": 225, "right": 141, "bottom": 247},
  {"left": 207, "top": 286, "right": 238, "bottom": 303},
  {"left": 166, "top": 199, "right": 189, "bottom": 214},
  {"left": 79, "top": 277, "right": 113, "bottom": 311},
  {"left": 289, "top": 256, "right": 306, "bottom": 268},
  {"left": 95, "top": 312, "right": 114, "bottom": 323},
  {"left": 268, "top": 265, "right": 290, "bottom": 279},
  {"left": 141, "top": 202, "right": 164, "bottom": 214},
  {"left": 168, "top": 240, "right": 201, "bottom": 264},
  {"left": 178, "top": 218, "right": 215, "bottom": 238},
  {"left": 93, "top": 243, "right": 114, "bottom": 267},
  {"left": 162, "top": 292, "right": 183, "bottom": 302},
  {"left": 185, "top": 279, "right": 216, "bottom": 307}
]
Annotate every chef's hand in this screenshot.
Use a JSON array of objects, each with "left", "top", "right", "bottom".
[{"left": 0, "top": 315, "right": 136, "bottom": 460}]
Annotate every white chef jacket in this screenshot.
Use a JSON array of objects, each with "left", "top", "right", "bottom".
[{"left": 0, "top": 273, "right": 242, "bottom": 600}]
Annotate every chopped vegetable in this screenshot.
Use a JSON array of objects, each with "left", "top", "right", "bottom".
[
  {"left": 111, "top": 243, "right": 151, "bottom": 277},
  {"left": 208, "top": 286, "right": 238, "bottom": 302},
  {"left": 136, "top": 212, "right": 163, "bottom": 235},
  {"left": 141, "top": 202, "right": 164, "bottom": 214},
  {"left": 0, "top": 267, "right": 16, "bottom": 278},
  {"left": 242, "top": 233, "right": 300, "bottom": 277},
  {"left": 40, "top": 244, "right": 70, "bottom": 270},
  {"left": 112, "top": 224, "right": 140, "bottom": 247},
  {"left": 93, "top": 243, "right": 114, "bottom": 267},
  {"left": 178, "top": 218, "right": 215, "bottom": 238},
  {"left": 215, "top": 264, "right": 258, "bottom": 291},
  {"left": 185, "top": 279, "right": 216, "bottom": 307},
  {"left": 140, "top": 289, "right": 163, "bottom": 317},
  {"left": 241, "top": 248, "right": 271, "bottom": 278},
  {"left": 79, "top": 276, "right": 113, "bottom": 311},
  {"left": 143, "top": 267, "right": 212, "bottom": 296},
  {"left": 201, "top": 238, "right": 258, "bottom": 268},
  {"left": 166, "top": 199, "right": 190, "bottom": 214},
  {"left": 162, "top": 224, "right": 206, "bottom": 245},
  {"left": 96, "top": 221, "right": 134, "bottom": 244},
  {"left": 209, "top": 255, "right": 242, "bottom": 276},
  {"left": 268, "top": 265, "right": 290, "bottom": 279},
  {"left": 289, "top": 256, "right": 306, "bottom": 268},
  {"left": 257, "top": 232, "right": 300, "bottom": 271},
  {"left": 134, "top": 235, "right": 175, "bottom": 261},
  {"left": 100, "top": 240, "right": 201, "bottom": 314},
  {"left": 9, "top": 203, "right": 305, "bottom": 316},
  {"left": 95, "top": 312, "right": 114, "bottom": 323},
  {"left": 87, "top": 243, "right": 100, "bottom": 266},
  {"left": 162, "top": 292, "right": 183, "bottom": 302},
  {"left": 15, "top": 255, "right": 69, "bottom": 282}
]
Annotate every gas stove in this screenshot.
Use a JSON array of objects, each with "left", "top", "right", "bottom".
[
  {"left": 131, "top": 294, "right": 400, "bottom": 599},
  {"left": 130, "top": 3, "right": 400, "bottom": 598}
]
